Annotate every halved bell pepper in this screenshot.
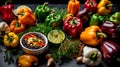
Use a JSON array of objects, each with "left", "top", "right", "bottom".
[
  {"left": 80, "top": 25, "right": 106, "bottom": 46},
  {"left": 45, "top": 13, "right": 62, "bottom": 28},
  {"left": 10, "top": 20, "right": 26, "bottom": 34},
  {"left": 3, "top": 32, "right": 19, "bottom": 48},
  {"left": 97, "top": 0, "right": 113, "bottom": 15},
  {"left": 34, "top": 2, "right": 51, "bottom": 22},
  {"left": 17, "top": 7, "right": 36, "bottom": 26},
  {"left": 63, "top": 16, "right": 83, "bottom": 38}
]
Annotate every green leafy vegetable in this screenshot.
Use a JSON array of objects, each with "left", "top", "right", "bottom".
[
  {"left": 18, "top": 23, "right": 53, "bottom": 38},
  {"left": 49, "top": 38, "right": 81, "bottom": 62}
]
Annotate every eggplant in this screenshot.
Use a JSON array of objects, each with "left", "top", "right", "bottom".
[{"left": 76, "top": 8, "right": 89, "bottom": 27}]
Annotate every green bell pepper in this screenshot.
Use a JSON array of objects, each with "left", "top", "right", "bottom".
[
  {"left": 89, "top": 14, "right": 104, "bottom": 26},
  {"left": 110, "top": 12, "right": 120, "bottom": 25},
  {"left": 45, "top": 13, "right": 62, "bottom": 28},
  {"left": 34, "top": 2, "right": 51, "bottom": 22}
]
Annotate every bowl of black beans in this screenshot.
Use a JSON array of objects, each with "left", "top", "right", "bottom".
[{"left": 20, "top": 32, "right": 48, "bottom": 55}]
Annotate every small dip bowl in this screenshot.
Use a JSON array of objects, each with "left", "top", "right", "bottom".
[{"left": 20, "top": 32, "right": 48, "bottom": 55}]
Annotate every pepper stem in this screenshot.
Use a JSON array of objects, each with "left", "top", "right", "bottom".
[
  {"left": 90, "top": 0, "right": 94, "bottom": 5},
  {"left": 70, "top": 17, "right": 78, "bottom": 25},
  {"left": 97, "top": 32, "right": 107, "bottom": 38},
  {"left": 106, "top": 4, "right": 113, "bottom": 9},
  {"left": 14, "top": 21, "right": 21, "bottom": 28},
  {"left": 90, "top": 53, "right": 97, "bottom": 62},
  {"left": 5, "top": 0, "right": 12, "bottom": 5},
  {"left": 117, "top": 57, "right": 120, "bottom": 62},
  {"left": 117, "top": 25, "right": 120, "bottom": 32},
  {"left": 8, "top": 36, "right": 14, "bottom": 42},
  {"left": 42, "top": 2, "right": 49, "bottom": 10}
]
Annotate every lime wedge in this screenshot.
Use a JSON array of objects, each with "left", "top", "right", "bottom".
[{"left": 47, "top": 30, "right": 65, "bottom": 44}]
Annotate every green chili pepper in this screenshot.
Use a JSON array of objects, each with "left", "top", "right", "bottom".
[
  {"left": 110, "top": 12, "right": 120, "bottom": 25},
  {"left": 45, "top": 13, "right": 62, "bottom": 28},
  {"left": 34, "top": 2, "right": 51, "bottom": 22},
  {"left": 89, "top": 14, "right": 104, "bottom": 26}
]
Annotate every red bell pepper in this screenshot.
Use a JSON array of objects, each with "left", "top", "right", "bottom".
[
  {"left": 63, "top": 16, "right": 83, "bottom": 38},
  {"left": 84, "top": 0, "right": 98, "bottom": 13},
  {"left": 101, "top": 21, "right": 118, "bottom": 39},
  {"left": 100, "top": 40, "right": 120, "bottom": 64},
  {"left": 0, "top": 0, "right": 14, "bottom": 22}
]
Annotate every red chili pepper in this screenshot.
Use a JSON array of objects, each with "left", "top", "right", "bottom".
[
  {"left": 0, "top": 0, "right": 14, "bottom": 22},
  {"left": 63, "top": 16, "right": 83, "bottom": 38},
  {"left": 84, "top": 0, "right": 98, "bottom": 13}
]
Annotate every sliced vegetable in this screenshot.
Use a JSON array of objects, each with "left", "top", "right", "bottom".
[{"left": 47, "top": 30, "right": 65, "bottom": 44}]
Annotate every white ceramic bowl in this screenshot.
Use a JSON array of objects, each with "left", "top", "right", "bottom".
[{"left": 20, "top": 32, "right": 48, "bottom": 55}]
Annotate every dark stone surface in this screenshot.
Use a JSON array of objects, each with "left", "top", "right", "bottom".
[{"left": 0, "top": 3, "right": 120, "bottom": 67}]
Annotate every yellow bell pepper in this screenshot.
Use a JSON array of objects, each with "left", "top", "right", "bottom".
[
  {"left": 97, "top": 0, "right": 113, "bottom": 15},
  {"left": 3, "top": 32, "right": 19, "bottom": 48}
]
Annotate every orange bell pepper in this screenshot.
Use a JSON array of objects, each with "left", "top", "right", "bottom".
[
  {"left": 17, "top": 8, "right": 36, "bottom": 26},
  {"left": 67, "top": 0, "right": 80, "bottom": 16},
  {"left": 80, "top": 25, "right": 106, "bottom": 46},
  {"left": 10, "top": 19, "right": 26, "bottom": 34}
]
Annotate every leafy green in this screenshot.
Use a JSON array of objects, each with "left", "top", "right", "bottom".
[
  {"left": 18, "top": 23, "right": 53, "bottom": 38},
  {"left": 49, "top": 38, "right": 81, "bottom": 62},
  {"left": 4, "top": 48, "right": 24, "bottom": 64}
]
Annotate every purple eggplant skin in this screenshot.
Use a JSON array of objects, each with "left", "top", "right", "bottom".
[
  {"left": 100, "top": 40, "right": 120, "bottom": 64},
  {"left": 76, "top": 8, "right": 89, "bottom": 28},
  {"left": 101, "top": 20, "right": 118, "bottom": 39},
  {"left": 76, "top": 8, "right": 89, "bottom": 18}
]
